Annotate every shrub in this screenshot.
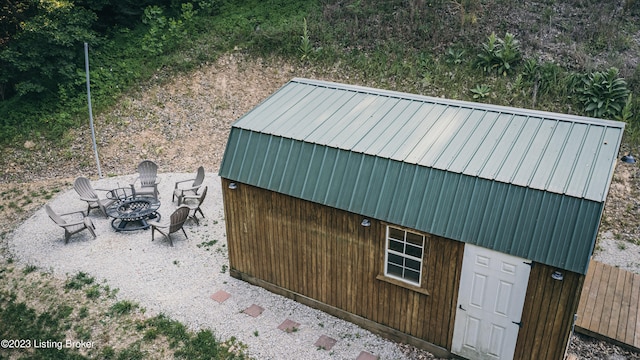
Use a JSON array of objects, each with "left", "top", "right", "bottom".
[
  {"left": 475, "top": 32, "right": 522, "bottom": 76},
  {"left": 577, "top": 68, "right": 630, "bottom": 119}
]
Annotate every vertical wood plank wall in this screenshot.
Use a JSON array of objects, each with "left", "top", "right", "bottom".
[
  {"left": 222, "top": 179, "right": 464, "bottom": 350},
  {"left": 514, "top": 264, "right": 584, "bottom": 360}
]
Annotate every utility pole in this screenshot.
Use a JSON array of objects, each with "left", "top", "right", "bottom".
[{"left": 84, "top": 42, "right": 103, "bottom": 178}]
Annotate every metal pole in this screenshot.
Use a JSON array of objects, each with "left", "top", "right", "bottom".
[{"left": 85, "top": 42, "right": 103, "bottom": 178}]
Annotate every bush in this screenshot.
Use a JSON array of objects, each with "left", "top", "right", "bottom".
[
  {"left": 475, "top": 32, "right": 522, "bottom": 76},
  {"left": 577, "top": 68, "right": 630, "bottom": 119},
  {"left": 0, "top": 2, "right": 98, "bottom": 98}
]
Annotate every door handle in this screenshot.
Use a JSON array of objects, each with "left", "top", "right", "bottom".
[
  {"left": 459, "top": 304, "right": 466, "bottom": 311},
  {"left": 512, "top": 321, "right": 523, "bottom": 328}
]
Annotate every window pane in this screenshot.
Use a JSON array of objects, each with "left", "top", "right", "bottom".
[
  {"left": 405, "top": 269, "right": 420, "bottom": 283},
  {"left": 385, "top": 226, "right": 425, "bottom": 286},
  {"left": 406, "top": 258, "right": 421, "bottom": 271},
  {"left": 388, "top": 239, "right": 404, "bottom": 253},
  {"left": 388, "top": 253, "right": 403, "bottom": 266},
  {"left": 406, "top": 245, "right": 423, "bottom": 258},
  {"left": 389, "top": 228, "right": 404, "bottom": 241},
  {"left": 387, "top": 263, "right": 403, "bottom": 277},
  {"left": 406, "top": 232, "right": 424, "bottom": 246}
]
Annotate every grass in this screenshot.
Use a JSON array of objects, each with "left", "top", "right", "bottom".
[
  {"left": 23, "top": 264, "right": 38, "bottom": 274},
  {"left": 0, "top": 2, "right": 639, "bottom": 358},
  {"left": 197, "top": 239, "right": 218, "bottom": 249},
  {"left": 65, "top": 272, "right": 95, "bottom": 290},
  {"left": 109, "top": 300, "right": 138, "bottom": 316},
  {"left": 3, "top": 1, "right": 640, "bottom": 148},
  {"left": 0, "top": 262, "right": 249, "bottom": 359},
  {"left": 85, "top": 285, "right": 101, "bottom": 299}
]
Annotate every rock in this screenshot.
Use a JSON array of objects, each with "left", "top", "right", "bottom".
[
  {"left": 24, "top": 140, "right": 35, "bottom": 149},
  {"left": 606, "top": 355, "right": 627, "bottom": 360}
]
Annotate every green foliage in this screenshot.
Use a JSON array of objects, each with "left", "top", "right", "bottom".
[
  {"left": 196, "top": 0, "right": 222, "bottom": 16},
  {"left": 616, "top": 94, "right": 634, "bottom": 123},
  {"left": 1, "top": 0, "right": 640, "bottom": 148},
  {"left": 445, "top": 47, "right": 466, "bottom": 65},
  {"left": 475, "top": 32, "right": 522, "bottom": 76},
  {"left": 22, "top": 264, "right": 38, "bottom": 274},
  {"left": 216, "top": 0, "right": 316, "bottom": 57},
  {"left": 109, "top": 300, "right": 138, "bottom": 316},
  {"left": 65, "top": 272, "right": 95, "bottom": 290},
  {"left": 517, "top": 58, "right": 564, "bottom": 106},
  {"left": 141, "top": 3, "right": 198, "bottom": 56},
  {"left": 114, "top": 342, "right": 146, "bottom": 360},
  {"left": 0, "top": 0, "right": 317, "bottom": 145},
  {"left": 617, "top": 94, "right": 640, "bottom": 149},
  {"left": 142, "top": 5, "right": 168, "bottom": 56},
  {"left": 85, "top": 285, "right": 101, "bottom": 299},
  {"left": 0, "top": 1, "right": 98, "bottom": 98},
  {"left": 577, "top": 68, "right": 630, "bottom": 119},
  {"left": 299, "top": 18, "right": 313, "bottom": 61},
  {"left": 470, "top": 84, "right": 491, "bottom": 99},
  {"left": 0, "top": 290, "right": 88, "bottom": 359},
  {"left": 142, "top": 314, "right": 249, "bottom": 358},
  {"left": 0, "top": 279, "right": 247, "bottom": 359},
  {"left": 0, "top": 0, "right": 213, "bottom": 145}
]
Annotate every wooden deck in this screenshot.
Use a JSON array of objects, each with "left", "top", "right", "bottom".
[{"left": 575, "top": 260, "right": 640, "bottom": 350}]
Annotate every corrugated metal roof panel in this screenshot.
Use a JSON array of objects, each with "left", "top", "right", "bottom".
[
  {"left": 228, "top": 78, "right": 623, "bottom": 202},
  {"left": 584, "top": 126, "right": 622, "bottom": 200},
  {"left": 475, "top": 113, "right": 522, "bottom": 179},
  {"left": 219, "top": 78, "right": 624, "bottom": 274},
  {"left": 219, "top": 130, "right": 603, "bottom": 274},
  {"left": 350, "top": 100, "right": 416, "bottom": 154}
]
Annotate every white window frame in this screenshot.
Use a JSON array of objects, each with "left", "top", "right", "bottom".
[{"left": 384, "top": 226, "right": 425, "bottom": 286}]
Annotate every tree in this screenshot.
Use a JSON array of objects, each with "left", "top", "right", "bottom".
[
  {"left": 0, "top": 1, "right": 38, "bottom": 46},
  {"left": 0, "top": 1, "right": 97, "bottom": 98}
]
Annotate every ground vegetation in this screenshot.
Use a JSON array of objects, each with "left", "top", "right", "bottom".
[{"left": 2, "top": 0, "right": 640, "bottom": 358}]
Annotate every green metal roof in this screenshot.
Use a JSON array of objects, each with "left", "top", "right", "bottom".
[{"left": 219, "top": 78, "right": 625, "bottom": 274}]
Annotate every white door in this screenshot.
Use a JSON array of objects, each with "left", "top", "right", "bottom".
[{"left": 452, "top": 244, "right": 531, "bottom": 360}]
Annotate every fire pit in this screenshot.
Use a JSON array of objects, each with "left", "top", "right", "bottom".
[{"left": 106, "top": 197, "right": 161, "bottom": 232}]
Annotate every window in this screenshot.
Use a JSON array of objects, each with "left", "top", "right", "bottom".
[{"left": 385, "top": 226, "right": 425, "bottom": 286}]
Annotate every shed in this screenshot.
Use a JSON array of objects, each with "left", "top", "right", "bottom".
[{"left": 219, "top": 78, "right": 625, "bottom": 359}]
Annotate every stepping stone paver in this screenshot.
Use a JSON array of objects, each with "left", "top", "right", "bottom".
[
  {"left": 314, "top": 335, "right": 337, "bottom": 351},
  {"left": 243, "top": 304, "right": 264, "bottom": 317},
  {"left": 210, "top": 290, "right": 231, "bottom": 303},
  {"left": 277, "top": 319, "right": 301, "bottom": 333},
  {"left": 356, "top": 351, "right": 378, "bottom": 360}
]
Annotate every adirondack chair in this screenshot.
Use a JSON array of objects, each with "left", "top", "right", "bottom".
[
  {"left": 150, "top": 206, "right": 189, "bottom": 246},
  {"left": 172, "top": 166, "right": 205, "bottom": 205},
  {"left": 130, "top": 160, "right": 160, "bottom": 199},
  {"left": 45, "top": 205, "right": 96, "bottom": 244},
  {"left": 73, "top": 176, "right": 115, "bottom": 217},
  {"left": 182, "top": 186, "right": 207, "bottom": 225}
]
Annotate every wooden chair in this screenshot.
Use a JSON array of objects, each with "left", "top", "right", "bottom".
[
  {"left": 45, "top": 205, "right": 96, "bottom": 244},
  {"left": 130, "top": 160, "right": 160, "bottom": 199},
  {"left": 73, "top": 176, "right": 115, "bottom": 218},
  {"left": 150, "top": 206, "right": 189, "bottom": 246},
  {"left": 172, "top": 166, "right": 205, "bottom": 205},
  {"left": 182, "top": 186, "right": 207, "bottom": 225}
]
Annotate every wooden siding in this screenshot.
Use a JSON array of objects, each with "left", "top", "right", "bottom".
[
  {"left": 514, "top": 263, "right": 584, "bottom": 360},
  {"left": 222, "top": 178, "right": 464, "bottom": 350},
  {"left": 576, "top": 260, "right": 640, "bottom": 350},
  {"left": 222, "top": 178, "right": 584, "bottom": 358}
]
